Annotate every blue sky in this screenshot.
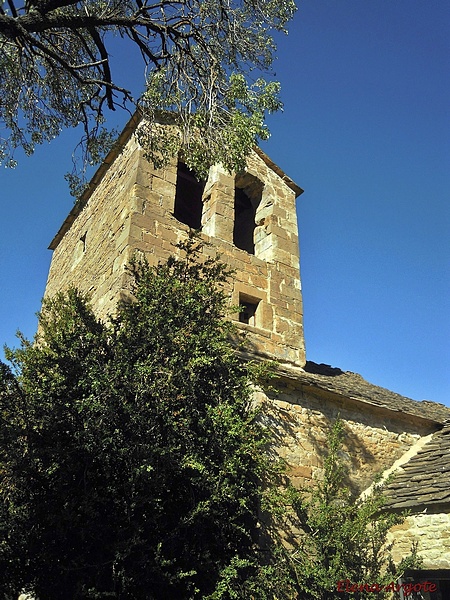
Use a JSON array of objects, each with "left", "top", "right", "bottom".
[{"left": 1, "top": 1, "right": 449, "bottom": 405}]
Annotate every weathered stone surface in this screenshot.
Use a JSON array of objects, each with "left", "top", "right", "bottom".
[
  {"left": 257, "top": 366, "right": 444, "bottom": 494},
  {"left": 43, "top": 117, "right": 450, "bottom": 574},
  {"left": 45, "top": 120, "right": 306, "bottom": 365},
  {"left": 388, "top": 513, "right": 450, "bottom": 568}
]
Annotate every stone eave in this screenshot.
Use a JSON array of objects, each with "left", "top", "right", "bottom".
[
  {"left": 405, "top": 569, "right": 450, "bottom": 579},
  {"left": 383, "top": 500, "right": 450, "bottom": 514},
  {"left": 253, "top": 146, "right": 303, "bottom": 198},
  {"left": 49, "top": 115, "right": 303, "bottom": 251},
  {"left": 271, "top": 361, "right": 450, "bottom": 427}
]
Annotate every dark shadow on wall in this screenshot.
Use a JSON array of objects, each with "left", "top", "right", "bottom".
[{"left": 261, "top": 385, "right": 378, "bottom": 497}]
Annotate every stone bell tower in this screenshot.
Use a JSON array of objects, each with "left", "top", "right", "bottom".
[{"left": 44, "top": 116, "right": 306, "bottom": 366}]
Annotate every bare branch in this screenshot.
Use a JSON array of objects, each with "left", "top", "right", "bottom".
[
  {"left": 87, "top": 26, "right": 114, "bottom": 110},
  {"left": 127, "top": 26, "right": 161, "bottom": 67},
  {"left": 7, "top": 0, "right": 18, "bottom": 18}
]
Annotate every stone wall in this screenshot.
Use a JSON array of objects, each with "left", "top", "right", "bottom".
[
  {"left": 256, "top": 376, "right": 435, "bottom": 494},
  {"left": 44, "top": 126, "right": 306, "bottom": 366},
  {"left": 389, "top": 513, "right": 450, "bottom": 568},
  {"left": 44, "top": 134, "right": 142, "bottom": 322}
]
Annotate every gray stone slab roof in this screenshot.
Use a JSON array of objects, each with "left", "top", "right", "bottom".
[
  {"left": 383, "top": 422, "right": 450, "bottom": 510},
  {"left": 276, "top": 361, "right": 450, "bottom": 425}
]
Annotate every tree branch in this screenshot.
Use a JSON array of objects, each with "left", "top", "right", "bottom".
[
  {"left": 87, "top": 26, "right": 114, "bottom": 110},
  {"left": 0, "top": 9, "right": 195, "bottom": 42},
  {"left": 27, "top": 0, "right": 81, "bottom": 15},
  {"left": 127, "top": 26, "right": 161, "bottom": 67},
  {"left": 0, "top": 0, "right": 293, "bottom": 186},
  {"left": 7, "top": 0, "right": 18, "bottom": 18}
]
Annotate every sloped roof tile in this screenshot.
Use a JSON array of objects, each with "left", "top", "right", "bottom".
[
  {"left": 384, "top": 422, "right": 450, "bottom": 510},
  {"left": 276, "top": 361, "right": 450, "bottom": 424}
]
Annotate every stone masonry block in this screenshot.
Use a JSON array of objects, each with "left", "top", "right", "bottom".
[
  {"left": 131, "top": 212, "right": 157, "bottom": 233},
  {"left": 114, "top": 222, "right": 131, "bottom": 249},
  {"left": 151, "top": 176, "right": 176, "bottom": 198},
  {"left": 129, "top": 224, "right": 143, "bottom": 243},
  {"left": 272, "top": 248, "right": 298, "bottom": 268}
]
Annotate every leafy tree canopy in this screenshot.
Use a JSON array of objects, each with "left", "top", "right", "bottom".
[
  {"left": 0, "top": 0, "right": 296, "bottom": 190},
  {"left": 0, "top": 239, "right": 296, "bottom": 599}
]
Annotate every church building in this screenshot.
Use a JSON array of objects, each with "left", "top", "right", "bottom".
[{"left": 43, "top": 115, "right": 450, "bottom": 598}]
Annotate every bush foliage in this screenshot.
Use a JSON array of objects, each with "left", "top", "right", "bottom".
[
  {"left": 288, "top": 420, "right": 421, "bottom": 599},
  {"left": 0, "top": 239, "right": 294, "bottom": 598},
  {"left": 0, "top": 239, "right": 419, "bottom": 598}
]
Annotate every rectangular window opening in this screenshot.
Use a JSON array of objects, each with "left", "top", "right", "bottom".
[
  {"left": 174, "top": 162, "right": 205, "bottom": 229},
  {"left": 239, "top": 295, "right": 260, "bottom": 327},
  {"left": 233, "top": 173, "right": 264, "bottom": 254}
]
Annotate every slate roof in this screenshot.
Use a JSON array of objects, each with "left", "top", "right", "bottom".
[
  {"left": 383, "top": 422, "right": 450, "bottom": 510},
  {"left": 276, "top": 361, "right": 450, "bottom": 425}
]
